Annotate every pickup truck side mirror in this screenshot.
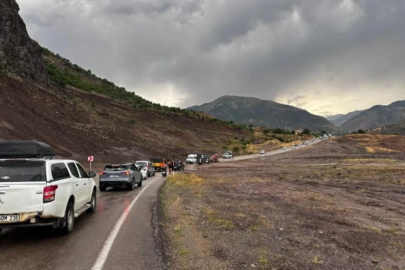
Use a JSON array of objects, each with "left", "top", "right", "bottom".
[{"left": 88, "top": 171, "right": 96, "bottom": 178}]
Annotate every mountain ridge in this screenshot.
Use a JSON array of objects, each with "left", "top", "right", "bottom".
[
  {"left": 341, "top": 101, "right": 405, "bottom": 132},
  {"left": 190, "top": 95, "right": 337, "bottom": 132}
]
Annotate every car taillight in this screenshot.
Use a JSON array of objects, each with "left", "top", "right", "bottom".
[
  {"left": 120, "top": 171, "right": 130, "bottom": 175},
  {"left": 99, "top": 172, "right": 105, "bottom": 176},
  {"left": 43, "top": 185, "right": 58, "bottom": 203}
]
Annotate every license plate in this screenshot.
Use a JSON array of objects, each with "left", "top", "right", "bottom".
[
  {"left": 109, "top": 175, "right": 119, "bottom": 178},
  {"left": 0, "top": 215, "right": 20, "bottom": 223}
]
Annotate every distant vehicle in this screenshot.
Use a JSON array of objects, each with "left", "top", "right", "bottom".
[
  {"left": 173, "top": 160, "right": 184, "bottom": 171},
  {"left": 99, "top": 163, "right": 142, "bottom": 191},
  {"left": 0, "top": 141, "right": 97, "bottom": 235},
  {"left": 209, "top": 154, "right": 219, "bottom": 163},
  {"left": 223, "top": 151, "right": 233, "bottom": 159},
  {"left": 186, "top": 154, "right": 197, "bottom": 164},
  {"left": 282, "top": 147, "right": 287, "bottom": 150},
  {"left": 259, "top": 150, "right": 265, "bottom": 154},
  {"left": 136, "top": 161, "right": 155, "bottom": 178},
  {"left": 150, "top": 157, "right": 166, "bottom": 172},
  {"left": 197, "top": 154, "right": 208, "bottom": 165}
]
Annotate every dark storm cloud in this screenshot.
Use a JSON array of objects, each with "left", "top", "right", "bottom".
[{"left": 18, "top": 0, "right": 405, "bottom": 114}]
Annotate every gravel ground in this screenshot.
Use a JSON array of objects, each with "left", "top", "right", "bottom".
[{"left": 159, "top": 138, "right": 405, "bottom": 270}]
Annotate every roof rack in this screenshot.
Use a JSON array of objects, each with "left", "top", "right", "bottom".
[{"left": 0, "top": 141, "right": 56, "bottom": 159}]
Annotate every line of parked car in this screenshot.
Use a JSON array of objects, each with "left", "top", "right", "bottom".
[
  {"left": 0, "top": 141, "right": 170, "bottom": 236},
  {"left": 186, "top": 153, "right": 220, "bottom": 164},
  {"left": 98, "top": 160, "right": 156, "bottom": 192}
]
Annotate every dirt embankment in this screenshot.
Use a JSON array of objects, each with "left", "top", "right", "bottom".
[
  {"left": 0, "top": 75, "right": 248, "bottom": 164},
  {"left": 160, "top": 139, "right": 405, "bottom": 270}
]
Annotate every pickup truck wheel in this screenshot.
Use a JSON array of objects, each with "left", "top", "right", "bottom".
[
  {"left": 87, "top": 191, "right": 96, "bottom": 213},
  {"left": 60, "top": 202, "right": 74, "bottom": 235},
  {"left": 100, "top": 186, "right": 107, "bottom": 192}
]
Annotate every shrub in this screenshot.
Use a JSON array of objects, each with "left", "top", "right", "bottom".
[
  {"left": 233, "top": 147, "right": 239, "bottom": 152},
  {"left": 263, "top": 129, "right": 270, "bottom": 134},
  {"left": 303, "top": 128, "right": 311, "bottom": 135}
]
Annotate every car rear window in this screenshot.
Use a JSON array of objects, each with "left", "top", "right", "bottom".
[
  {"left": 104, "top": 165, "right": 129, "bottom": 171},
  {"left": 51, "top": 163, "right": 70, "bottom": 180},
  {"left": 0, "top": 160, "right": 46, "bottom": 182},
  {"left": 136, "top": 162, "right": 147, "bottom": 167}
]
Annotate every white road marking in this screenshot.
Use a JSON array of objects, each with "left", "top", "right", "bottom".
[{"left": 91, "top": 178, "right": 159, "bottom": 270}]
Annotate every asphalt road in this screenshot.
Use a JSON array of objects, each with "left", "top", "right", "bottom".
[
  {"left": 0, "top": 174, "right": 166, "bottom": 270},
  {"left": 218, "top": 139, "right": 322, "bottom": 162}
]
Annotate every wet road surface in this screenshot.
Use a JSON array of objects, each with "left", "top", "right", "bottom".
[{"left": 0, "top": 174, "right": 166, "bottom": 270}]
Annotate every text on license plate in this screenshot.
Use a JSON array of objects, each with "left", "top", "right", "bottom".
[
  {"left": 109, "top": 175, "right": 120, "bottom": 178},
  {"left": 0, "top": 215, "right": 20, "bottom": 222}
]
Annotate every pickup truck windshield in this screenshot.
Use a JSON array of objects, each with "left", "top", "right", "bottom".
[
  {"left": 104, "top": 165, "right": 130, "bottom": 171},
  {"left": 0, "top": 160, "right": 46, "bottom": 182}
]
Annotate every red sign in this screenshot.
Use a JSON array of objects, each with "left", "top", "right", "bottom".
[{"left": 88, "top": 156, "right": 94, "bottom": 162}]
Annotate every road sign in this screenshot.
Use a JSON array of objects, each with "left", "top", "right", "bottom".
[{"left": 88, "top": 156, "right": 94, "bottom": 162}]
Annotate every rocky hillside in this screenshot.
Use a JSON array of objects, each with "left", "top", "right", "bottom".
[
  {"left": 341, "top": 101, "right": 405, "bottom": 132},
  {"left": 0, "top": 0, "right": 48, "bottom": 84},
  {"left": 374, "top": 121, "right": 405, "bottom": 136},
  {"left": 0, "top": 0, "right": 251, "bottom": 162},
  {"left": 329, "top": 110, "right": 363, "bottom": 126},
  {"left": 190, "top": 96, "right": 337, "bottom": 132}
]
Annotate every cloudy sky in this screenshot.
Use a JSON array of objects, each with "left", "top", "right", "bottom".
[{"left": 19, "top": 0, "right": 405, "bottom": 116}]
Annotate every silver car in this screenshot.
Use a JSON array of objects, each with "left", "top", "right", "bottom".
[{"left": 99, "top": 163, "right": 142, "bottom": 191}]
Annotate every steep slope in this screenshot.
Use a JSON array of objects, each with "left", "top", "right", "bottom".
[
  {"left": 0, "top": 75, "right": 248, "bottom": 162},
  {"left": 341, "top": 101, "right": 405, "bottom": 132},
  {"left": 0, "top": 0, "right": 250, "bottom": 162},
  {"left": 330, "top": 110, "right": 363, "bottom": 126},
  {"left": 0, "top": 0, "right": 48, "bottom": 84},
  {"left": 190, "top": 96, "right": 337, "bottom": 132}
]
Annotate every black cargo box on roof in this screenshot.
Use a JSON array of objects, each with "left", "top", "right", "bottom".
[{"left": 0, "top": 141, "right": 56, "bottom": 159}]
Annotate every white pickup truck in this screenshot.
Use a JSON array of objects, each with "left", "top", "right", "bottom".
[{"left": 0, "top": 141, "right": 97, "bottom": 235}]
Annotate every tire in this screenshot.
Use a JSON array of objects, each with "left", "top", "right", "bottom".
[
  {"left": 100, "top": 186, "right": 107, "bottom": 192},
  {"left": 0, "top": 228, "right": 2, "bottom": 234},
  {"left": 128, "top": 178, "right": 135, "bottom": 190},
  {"left": 60, "top": 201, "right": 74, "bottom": 235},
  {"left": 153, "top": 171, "right": 155, "bottom": 176},
  {"left": 86, "top": 190, "right": 96, "bottom": 213},
  {"left": 138, "top": 178, "right": 143, "bottom": 187}
]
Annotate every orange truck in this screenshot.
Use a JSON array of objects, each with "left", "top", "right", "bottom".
[{"left": 150, "top": 157, "right": 166, "bottom": 172}]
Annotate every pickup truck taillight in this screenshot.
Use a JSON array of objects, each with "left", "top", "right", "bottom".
[{"left": 43, "top": 185, "right": 58, "bottom": 203}]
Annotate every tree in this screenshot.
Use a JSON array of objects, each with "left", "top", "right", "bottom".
[
  {"left": 233, "top": 146, "right": 239, "bottom": 152},
  {"left": 303, "top": 128, "right": 311, "bottom": 135},
  {"left": 263, "top": 129, "right": 270, "bottom": 134},
  {"left": 357, "top": 129, "right": 366, "bottom": 134}
]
